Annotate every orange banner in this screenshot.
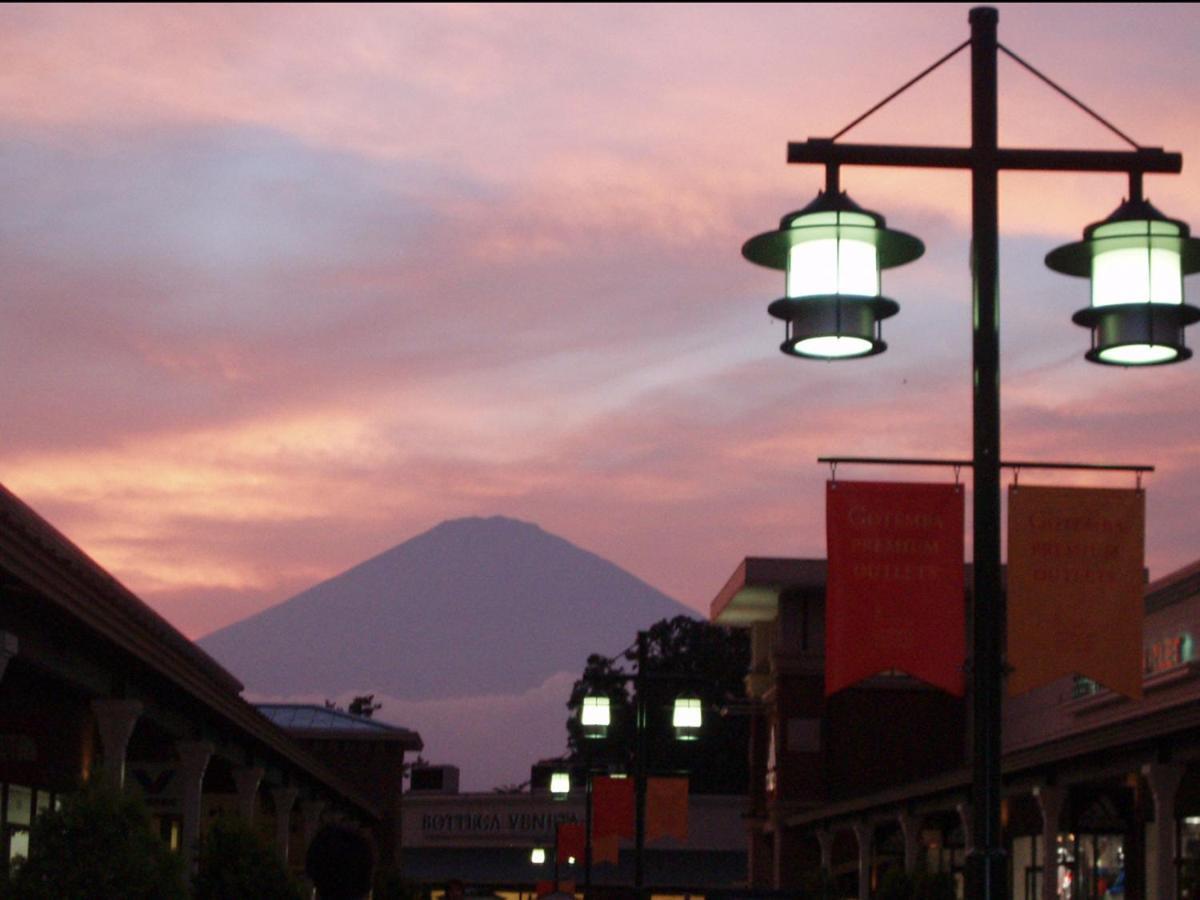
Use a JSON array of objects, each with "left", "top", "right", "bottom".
[
  {"left": 645, "top": 777, "right": 688, "bottom": 844},
  {"left": 1008, "top": 486, "right": 1145, "bottom": 698},
  {"left": 826, "top": 481, "right": 966, "bottom": 695},
  {"left": 591, "top": 834, "right": 620, "bottom": 866}
]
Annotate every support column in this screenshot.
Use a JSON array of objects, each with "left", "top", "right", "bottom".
[
  {"left": 771, "top": 816, "right": 802, "bottom": 889},
  {"left": 898, "top": 810, "right": 921, "bottom": 874},
  {"left": 232, "top": 765, "right": 264, "bottom": 822},
  {"left": 1144, "top": 762, "right": 1185, "bottom": 900},
  {"left": 956, "top": 801, "right": 974, "bottom": 856},
  {"left": 272, "top": 786, "right": 299, "bottom": 864},
  {"left": 0, "top": 633, "right": 16, "bottom": 683},
  {"left": 817, "top": 829, "right": 834, "bottom": 875},
  {"left": 1035, "top": 785, "right": 1065, "bottom": 900},
  {"left": 175, "top": 741, "right": 213, "bottom": 870},
  {"left": 854, "top": 822, "right": 872, "bottom": 900},
  {"left": 301, "top": 799, "right": 326, "bottom": 860},
  {"left": 90, "top": 698, "right": 143, "bottom": 789}
]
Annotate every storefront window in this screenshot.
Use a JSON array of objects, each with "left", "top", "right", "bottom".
[
  {"left": 1055, "top": 832, "right": 1124, "bottom": 899},
  {"left": 1178, "top": 817, "right": 1200, "bottom": 898},
  {"left": 2, "top": 784, "right": 54, "bottom": 870},
  {"left": 6, "top": 786, "right": 31, "bottom": 827}
]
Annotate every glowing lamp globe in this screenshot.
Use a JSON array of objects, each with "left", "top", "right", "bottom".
[
  {"left": 531, "top": 847, "right": 546, "bottom": 865},
  {"left": 1046, "top": 197, "right": 1200, "bottom": 365},
  {"left": 580, "top": 694, "right": 611, "bottom": 739},
  {"left": 550, "top": 771, "right": 570, "bottom": 796},
  {"left": 743, "top": 190, "right": 924, "bottom": 359},
  {"left": 672, "top": 695, "right": 703, "bottom": 741}
]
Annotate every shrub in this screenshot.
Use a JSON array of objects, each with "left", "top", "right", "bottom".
[
  {"left": 6, "top": 779, "right": 186, "bottom": 900},
  {"left": 192, "top": 814, "right": 302, "bottom": 900}
]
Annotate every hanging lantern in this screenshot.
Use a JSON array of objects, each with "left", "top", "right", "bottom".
[
  {"left": 743, "top": 183, "right": 924, "bottom": 360},
  {"left": 549, "top": 770, "right": 571, "bottom": 796},
  {"left": 1046, "top": 193, "right": 1200, "bottom": 365},
  {"left": 580, "top": 694, "right": 611, "bottom": 739},
  {"left": 531, "top": 847, "right": 547, "bottom": 865},
  {"left": 672, "top": 695, "right": 703, "bottom": 741}
]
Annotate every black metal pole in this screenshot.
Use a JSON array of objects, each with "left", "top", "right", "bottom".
[
  {"left": 967, "top": 7, "right": 1006, "bottom": 900},
  {"left": 584, "top": 760, "right": 593, "bottom": 898},
  {"left": 634, "top": 630, "right": 647, "bottom": 896}
]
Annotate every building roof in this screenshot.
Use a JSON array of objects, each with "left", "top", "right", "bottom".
[
  {"left": 709, "top": 557, "right": 827, "bottom": 625},
  {"left": 257, "top": 703, "right": 424, "bottom": 748}
]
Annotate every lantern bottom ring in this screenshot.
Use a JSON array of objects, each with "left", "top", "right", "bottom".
[
  {"left": 1073, "top": 301, "right": 1200, "bottom": 366},
  {"left": 768, "top": 294, "right": 899, "bottom": 360}
]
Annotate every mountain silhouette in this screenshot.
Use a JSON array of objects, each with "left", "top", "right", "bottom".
[{"left": 198, "top": 516, "right": 693, "bottom": 699}]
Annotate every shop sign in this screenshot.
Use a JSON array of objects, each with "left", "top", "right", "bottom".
[
  {"left": 420, "top": 809, "right": 577, "bottom": 837},
  {"left": 1145, "top": 632, "right": 1195, "bottom": 674},
  {"left": 127, "top": 764, "right": 181, "bottom": 813}
]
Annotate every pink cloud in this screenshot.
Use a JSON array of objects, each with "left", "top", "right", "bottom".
[{"left": 0, "top": 3, "right": 1197, "bottom": 648}]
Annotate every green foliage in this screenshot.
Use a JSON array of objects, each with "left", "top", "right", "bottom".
[
  {"left": 799, "top": 868, "right": 838, "bottom": 899},
  {"left": 192, "top": 814, "right": 302, "bottom": 900},
  {"left": 875, "top": 867, "right": 956, "bottom": 900},
  {"left": 348, "top": 695, "right": 382, "bottom": 718},
  {"left": 913, "top": 870, "right": 956, "bottom": 900},
  {"left": 6, "top": 779, "right": 186, "bottom": 900},
  {"left": 878, "top": 867, "right": 915, "bottom": 900},
  {"left": 566, "top": 615, "right": 751, "bottom": 794},
  {"left": 373, "top": 870, "right": 424, "bottom": 900}
]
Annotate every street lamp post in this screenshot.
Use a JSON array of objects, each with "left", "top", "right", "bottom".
[
  {"left": 744, "top": 7, "right": 1196, "bottom": 899},
  {"left": 577, "top": 630, "right": 705, "bottom": 898}
]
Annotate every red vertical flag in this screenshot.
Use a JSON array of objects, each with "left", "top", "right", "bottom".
[
  {"left": 825, "top": 480, "right": 966, "bottom": 695},
  {"left": 556, "top": 822, "right": 585, "bottom": 863},
  {"left": 592, "top": 775, "right": 634, "bottom": 838}
]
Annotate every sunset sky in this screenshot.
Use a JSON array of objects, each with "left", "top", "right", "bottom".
[{"left": 3, "top": 3, "right": 1199, "bottom": 647}]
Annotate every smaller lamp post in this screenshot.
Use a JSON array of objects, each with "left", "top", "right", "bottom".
[
  {"left": 580, "top": 695, "right": 612, "bottom": 740},
  {"left": 576, "top": 631, "right": 705, "bottom": 898},
  {"left": 550, "top": 770, "right": 571, "bottom": 798},
  {"left": 671, "top": 695, "right": 703, "bottom": 742}
]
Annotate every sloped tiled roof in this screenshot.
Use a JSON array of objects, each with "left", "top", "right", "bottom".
[{"left": 258, "top": 703, "right": 423, "bottom": 748}]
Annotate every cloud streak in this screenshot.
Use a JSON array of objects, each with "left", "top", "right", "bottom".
[{"left": 0, "top": 8, "right": 1197, "bottom": 679}]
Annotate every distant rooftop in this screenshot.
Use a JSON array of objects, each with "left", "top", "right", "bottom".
[{"left": 257, "top": 704, "right": 423, "bottom": 749}]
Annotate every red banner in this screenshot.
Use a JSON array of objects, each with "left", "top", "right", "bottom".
[
  {"left": 1007, "top": 486, "right": 1145, "bottom": 698},
  {"left": 556, "top": 822, "right": 585, "bottom": 863},
  {"left": 592, "top": 775, "right": 634, "bottom": 838},
  {"left": 826, "top": 481, "right": 965, "bottom": 695}
]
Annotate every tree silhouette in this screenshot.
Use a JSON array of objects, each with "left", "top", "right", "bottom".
[{"left": 565, "top": 616, "right": 750, "bottom": 794}]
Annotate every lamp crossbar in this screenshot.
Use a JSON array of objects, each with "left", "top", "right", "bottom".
[{"left": 788, "top": 140, "right": 1181, "bottom": 174}]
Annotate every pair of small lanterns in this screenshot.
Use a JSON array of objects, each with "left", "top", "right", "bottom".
[
  {"left": 743, "top": 172, "right": 1200, "bottom": 365},
  {"left": 579, "top": 693, "right": 703, "bottom": 741}
]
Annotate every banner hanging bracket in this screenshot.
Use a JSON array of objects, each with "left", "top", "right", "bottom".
[{"left": 817, "top": 456, "right": 1155, "bottom": 477}]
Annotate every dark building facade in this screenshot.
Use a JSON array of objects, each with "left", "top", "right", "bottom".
[
  {"left": 711, "top": 555, "right": 1200, "bottom": 899},
  {"left": 257, "top": 703, "right": 423, "bottom": 872},
  {"left": 0, "top": 483, "right": 392, "bottom": 878}
]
